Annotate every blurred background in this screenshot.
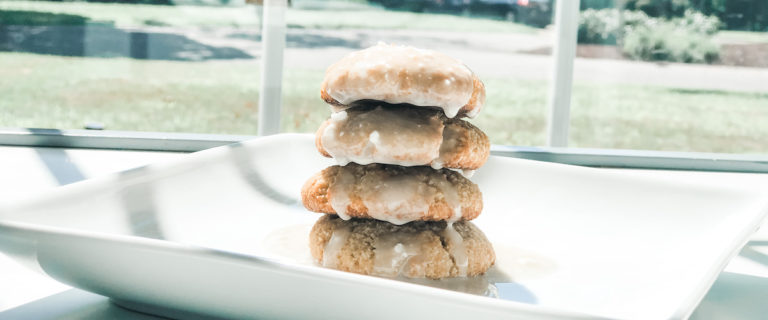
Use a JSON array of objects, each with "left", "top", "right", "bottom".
[{"left": 0, "top": 0, "right": 766, "bottom": 153}]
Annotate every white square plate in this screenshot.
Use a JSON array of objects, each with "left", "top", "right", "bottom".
[{"left": 1, "top": 134, "right": 766, "bottom": 319}]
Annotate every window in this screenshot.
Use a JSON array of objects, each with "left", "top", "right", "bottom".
[
  {"left": 569, "top": 0, "right": 768, "bottom": 154},
  {"left": 278, "top": 0, "right": 555, "bottom": 147},
  {"left": 1, "top": 0, "right": 261, "bottom": 134},
  {"left": 1, "top": 0, "right": 766, "bottom": 157}
]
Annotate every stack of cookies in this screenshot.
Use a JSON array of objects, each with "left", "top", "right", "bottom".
[{"left": 301, "top": 43, "right": 495, "bottom": 279}]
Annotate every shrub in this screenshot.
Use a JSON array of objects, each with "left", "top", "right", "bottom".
[
  {"left": 578, "top": 8, "right": 721, "bottom": 63},
  {"left": 578, "top": 8, "right": 620, "bottom": 44},
  {"left": 622, "top": 24, "right": 719, "bottom": 63},
  {"left": 578, "top": 9, "right": 652, "bottom": 45},
  {"left": 671, "top": 9, "right": 721, "bottom": 35}
]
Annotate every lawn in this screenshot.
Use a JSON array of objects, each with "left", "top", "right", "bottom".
[{"left": 2, "top": 52, "right": 768, "bottom": 154}]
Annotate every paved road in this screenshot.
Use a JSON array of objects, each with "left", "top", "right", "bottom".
[
  {"left": 179, "top": 26, "right": 768, "bottom": 93},
  {"left": 10, "top": 24, "right": 763, "bottom": 93}
]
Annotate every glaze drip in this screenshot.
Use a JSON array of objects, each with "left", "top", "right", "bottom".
[
  {"left": 372, "top": 230, "right": 430, "bottom": 277},
  {"left": 443, "top": 222, "right": 468, "bottom": 276},
  {"left": 322, "top": 224, "right": 350, "bottom": 268},
  {"left": 328, "top": 167, "right": 355, "bottom": 220}
]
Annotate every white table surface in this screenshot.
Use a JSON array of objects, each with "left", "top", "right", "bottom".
[{"left": 0, "top": 145, "right": 766, "bottom": 319}]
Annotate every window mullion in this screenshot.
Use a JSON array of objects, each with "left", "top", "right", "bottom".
[
  {"left": 257, "top": 0, "right": 287, "bottom": 136},
  {"left": 546, "top": 0, "right": 581, "bottom": 147}
]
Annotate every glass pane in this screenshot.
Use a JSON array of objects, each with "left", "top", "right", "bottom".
[
  {"left": 280, "top": 0, "right": 554, "bottom": 147},
  {"left": 571, "top": 0, "right": 768, "bottom": 153},
  {"left": 1, "top": 0, "right": 555, "bottom": 145},
  {"left": 0, "top": 0, "right": 261, "bottom": 134}
]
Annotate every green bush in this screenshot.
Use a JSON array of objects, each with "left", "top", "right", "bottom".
[
  {"left": 578, "top": 8, "right": 721, "bottom": 63},
  {"left": 622, "top": 24, "right": 719, "bottom": 63},
  {"left": 671, "top": 9, "right": 721, "bottom": 35},
  {"left": 578, "top": 9, "right": 650, "bottom": 44},
  {"left": 578, "top": 8, "right": 620, "bottom": 44}
]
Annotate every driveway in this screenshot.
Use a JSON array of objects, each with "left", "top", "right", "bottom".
[
  {"left": 191, "top": 26, "right": 768, "bottom": 93},
  {"left": 4, "top": 23, "right": 765, "bottom": 93}
]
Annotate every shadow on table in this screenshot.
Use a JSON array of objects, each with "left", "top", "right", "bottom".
[
  {"left": 740, "top": 241, "right": 768, "bottom": 267},
  {"left": 0, "top": 289, "right": 163, "bottom": 320},
  {"left": 29, "top": 135, "right": 166, "bottom": 240},
  {"left": 691, "top": 271, "right": 768, "bottom": 320},
  {"left": 33, "top": 148, "right": 87, "bottom": 186}
]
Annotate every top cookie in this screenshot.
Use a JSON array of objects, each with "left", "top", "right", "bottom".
[{"left": 320, "top": 43, "right": 486, "bottom": 119}]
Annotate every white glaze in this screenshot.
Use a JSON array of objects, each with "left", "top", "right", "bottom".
[
  {"left": 362, "top": 170, "right": 461, "bottom": 225},
  {"left": 329, "top": 165, "right": 463, "bottom": 224},
  {"left": 362, "top": 174, "right": 432, "bottom": 225},
  {"left": 322, "top": 43, "right": 476, "bottom": 118},
  {"left": 328, "top": 168, "right": 355, "bottom": 220},
  {"left": 370, "top": 223, "right": 468, "bottom": 278},
  {"left": 322, "top": 107, "right": 443, "bottom": 167},
  {"left": 372, "top": 231, "right": 429, "bottom": 277},
  {"left": 321, "top": 107, "right": 478, "bottom": 173},
  {"left": 322, "top": 224, "right": 350, "bottom": 268},
  {"left": 443, "top": 222, "right": 468, "bottom": 277},
  {"left": 330, "top": 110, "right": 348, "bottom": 122},
  {"left": 448, "top": 168, "right": 475, "bottom": 178}
]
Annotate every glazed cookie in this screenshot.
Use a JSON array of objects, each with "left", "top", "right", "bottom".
[
  {"left": 320, "top": 43, "right": 486, "bottom": 119},
  {"left": 315, "top": 105, "right": 490, "bottom": 171},
  {"left": 301, "top": 163, "right": 483, "bottom": 225},
  {"left": 309, "top": 215, "right": 496, "bottom": 279}
]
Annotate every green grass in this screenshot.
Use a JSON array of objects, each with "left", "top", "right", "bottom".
[
  {"left": 0, "top": 0, "right": 535, "bottom": 33},
  {"left": 0, "top": 54, "right": 261, "bottom": 133},
  {"left": 569, "top": 85, "right": 768, "bottom": 153},
  {"left": 3, "top": 52, "right": 768, "bottom": 154}
]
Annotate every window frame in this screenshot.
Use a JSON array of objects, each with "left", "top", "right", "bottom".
[{"left": 2, "top": 128, "right": 767, "bottom": 173}]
